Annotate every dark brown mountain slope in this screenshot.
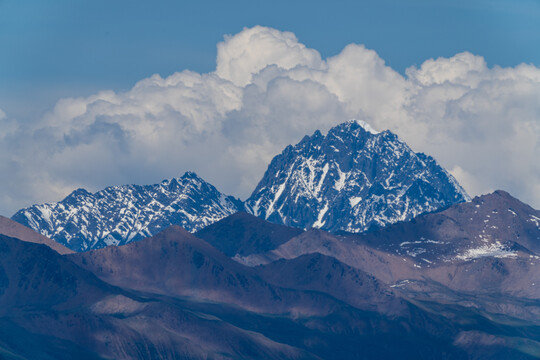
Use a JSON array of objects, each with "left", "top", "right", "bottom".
[
  {"left": 235, "top": 191, "right": 540, "bottom": 326},
  {"left": 2, "top": 223, "right": 537, "bottom": 359},
  {"left": 0, "top": 215, "right": 73, "bottom": 254},
  {"left": 237, "top": 228, "right": 420, "bottom": 284},
  {"left": 0, "top": 234, "right": 111, "bottom": 313},
  {"left": 0, "top": 234, "right": 320, "bottom": 359},
  {"left": 256, "top": 252, "right": 406, "bottom": 315},
  {"left": 239, "top": 191, "right": 540, "bottom": 295},
  {"left": 195, "top": 211, "right": 303, "bottom": 257},
  {"left": 70, "top": 225, "right": 342, "bottom": 315},
  {"left": 346, "top": 190, "right": 540, "bottom": 264},
  {"left": 69, "top": 226, "right": 479, "bottom": 359}
]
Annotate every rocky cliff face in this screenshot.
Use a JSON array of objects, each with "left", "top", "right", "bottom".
[{"left": 246, "top": 120, "right": 469, "bottom": 232}]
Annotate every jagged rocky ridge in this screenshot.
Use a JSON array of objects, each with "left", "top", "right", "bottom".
[
  {"left": 246, "top": 119, "right": 469, "bottom": 232},
  {"left": 11, "top": 172, "right": 243, "bottom": 251}
]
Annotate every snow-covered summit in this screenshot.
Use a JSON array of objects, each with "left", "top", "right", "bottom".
[
  {"left": 11, "top": 172, "right": 243, "bottom": 252},
  {"left": 246, "top": 120, "right": 469, "bottom": 233},
  {"left": 347, "top": 119, "right": 380, "bottom": 135}
]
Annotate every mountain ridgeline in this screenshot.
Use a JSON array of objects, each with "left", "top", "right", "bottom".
[{"left": 12, "top": 120, "right": 468, "bottom": 251}]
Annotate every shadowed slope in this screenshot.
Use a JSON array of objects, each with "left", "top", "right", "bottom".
[
  {"left": 71, "top": 226, "right": 340, "bottom": 314},
  {"left": 0, "top": 234, "right": 112, "bottom": 312},
  {"left": 0, "top": 234, "right": 319, "bottom": 359},
  {"left": 70, "top": 226, "right": 477, "bottom": 359},
  {"left": 3, "top": 219, "right": 535, "bottom": 358},
  {"left": 0, "top": 234, "right": 116, "bottom": 358},
  {"left": 237, "top": 228, "right": 419, "bottom": 284}
]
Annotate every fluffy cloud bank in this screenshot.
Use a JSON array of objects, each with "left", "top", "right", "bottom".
[{"left": 2, "top": 26, "right": 539, "bottom": 215}]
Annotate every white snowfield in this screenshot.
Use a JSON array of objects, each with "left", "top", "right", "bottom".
[{"left": 454, "top": 241, "right": 517, "bottom": 261}]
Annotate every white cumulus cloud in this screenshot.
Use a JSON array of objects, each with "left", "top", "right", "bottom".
[
  {"left": 215, "top": 26, "right": 325, "bottom": 86},
  {"left": 1, "top": 26, "right": 539, "bottom": 215}
]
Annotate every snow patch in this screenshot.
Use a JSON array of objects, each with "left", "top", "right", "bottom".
[
  {"left": 455, "top": 241, "right": 517, "bottom": 261},
  {"left": 265, "top": 182, "right": 286, "bottom": 219},
  {"left": 333, "top": 167, "right": 347, "bottom": 191},
  {"left": 400, "top": 239, "right": 445, "bottom": 246},
  {"left": 529, "top": 215, "right": 540, "bottom": 228},
  {"left": 349, "top": 197, "right": 362, "bottom": 208},
  {"left": 350, "top": 119, "right": 380, "bottom": 135},
  {"left": 390, "top": 279, "right": 411, "bottom": 288},
  {"left": 312, "top": 203, "right": 329, "bottom": 228}
]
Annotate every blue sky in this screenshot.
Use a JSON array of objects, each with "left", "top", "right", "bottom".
[
  {"left": 1, "top": 0, "right": 539, "bottom": 120},
  {"left": 0, "top": 0, "right": 539, "bottom": 214}
]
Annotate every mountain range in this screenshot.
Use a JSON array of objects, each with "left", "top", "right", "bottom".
[
  {"left": 1, "top": 119, "right": 539, "bottom": 358},
  {"left": 12, "top": 120, "right": 468, "bottom": 252}
]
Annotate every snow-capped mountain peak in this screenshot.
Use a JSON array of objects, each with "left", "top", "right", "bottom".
[{"left": 246, "top": 120, "right": 469, "bottom": 233}]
